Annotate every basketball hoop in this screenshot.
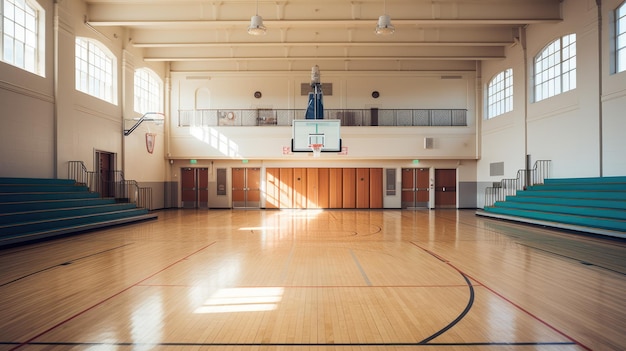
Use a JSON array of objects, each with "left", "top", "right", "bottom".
[{"left": 310, "top": 143, "right": 323, "bottom": 157}]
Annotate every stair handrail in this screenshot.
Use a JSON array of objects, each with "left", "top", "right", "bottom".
[
  {"left": 67, "top": 161, "right": 153, "bottom": 210},
  {"left": 484, "top": 160, "right": 551, "bottom": 208}
]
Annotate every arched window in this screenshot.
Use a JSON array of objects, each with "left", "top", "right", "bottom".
[
  {"left": 533, "top": 34, "right": 576, "bottom": 102},
  {"left": 1, "top": 0, "right": 45, "bottom": 75},
  {"left": 616, "top": 2, "right": 626, "bottom": 73},
  {"left": 75, "top": 37, "right": 117, "bottom": 104},
  {"left": 134, "top": 68, "right": 163, "bottom": 114},
  {"left": 487, "top": 68, "right": 513, "bottom": 118}
]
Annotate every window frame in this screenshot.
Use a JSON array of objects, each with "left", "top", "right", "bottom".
[
  {"left": 75, "top": 37, "right": 117, "bottom": 104},
  {"left": 486, "top": 68, "right": 513, "bottom": 119},
  {"left": 615, "top": 1, "right": 626, "bottom": 74},
  {"left": 134, "top": 67, "right": 164, "bottom": 115},
  {"left": 533, "top": 33, "right": 577, "bottom": 102},
  {"left": 1, "top": 0, "right": 45, "bottom": 76}
]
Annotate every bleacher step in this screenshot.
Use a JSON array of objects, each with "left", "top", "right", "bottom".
[{"left": 480, "top": 176, "right": 626, "bottom": 238}]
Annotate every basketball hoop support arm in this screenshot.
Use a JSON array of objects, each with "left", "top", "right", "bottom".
[{"left": 124, "top": 112, "right": 165, "bottom": 136}]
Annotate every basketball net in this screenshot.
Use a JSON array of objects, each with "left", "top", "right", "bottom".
[{"left": 310, "top": 144, "right": 323, "bottom": 157}]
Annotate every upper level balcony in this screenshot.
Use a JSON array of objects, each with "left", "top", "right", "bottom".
[{"left": 178, "top": 109, "right": 467, "bottom": 128}]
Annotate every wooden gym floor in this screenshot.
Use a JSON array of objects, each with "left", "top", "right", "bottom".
[{"left": 0, "top": 209, "right": 624, "bottom": 351}]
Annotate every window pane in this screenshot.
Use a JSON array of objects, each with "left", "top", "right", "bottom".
[
  {"left": 2, "top": 0, "right": 42, "bottom": 75},
  {"left": 75, "top": 37, "right": 116, "bottom": 104}
]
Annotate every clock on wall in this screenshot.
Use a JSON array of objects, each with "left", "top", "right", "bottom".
[
  {"left": 372, "top": 91, "right": 380, "bottom": 98},
  {"left": 254, "top": 91, "right": 262, "bottom": 98}
]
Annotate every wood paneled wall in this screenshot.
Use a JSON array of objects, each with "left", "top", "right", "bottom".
[{"left": 265, "top": 168, "right": 383, "bottom": 209}]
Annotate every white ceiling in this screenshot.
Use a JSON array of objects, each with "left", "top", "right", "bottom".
[{"left": 84, "top": 0, "right": 562, "bottom": 72}]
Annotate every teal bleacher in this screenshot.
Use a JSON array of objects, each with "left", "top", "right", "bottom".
[
  {"left": 0, "top": 177, "right": 157, "bottom": 247},
  {"left": 478, "top": 176, "right": 626, "bottom": 238}
]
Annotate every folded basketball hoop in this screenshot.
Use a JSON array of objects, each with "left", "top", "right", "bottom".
[{"left": 310, "top": 143, "right": 323, "bottom": 157}]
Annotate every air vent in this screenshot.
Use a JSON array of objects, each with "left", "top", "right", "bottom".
[
  {"left": 186, "top": 76, "right": 210, "bottom": 80},
  {"left": 440, "top": 75, "right": 463, "bottom": 79},
  {"left": 490, "top": 162, "right": 504, "bottom": 176},
  {"left": 424, "top": 137, "right": 433, "bottom": 149}
]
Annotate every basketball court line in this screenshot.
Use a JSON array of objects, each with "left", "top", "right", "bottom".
[
  {"left": 0, "top": 243, "right": 134, "bottom": 287},
  {"left": 349, "top": 249, "right": 372, "bottom": 286},
  {"left": 8, "top": 242, "right": 217, "bottom": 351},
  {"left": 410, "top": 241, "right": 592, "bottom": 351}
]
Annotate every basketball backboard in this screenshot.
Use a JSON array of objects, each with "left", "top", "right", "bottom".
[{"left": 292, "top": 120, "right": 341, "bottom": 152}]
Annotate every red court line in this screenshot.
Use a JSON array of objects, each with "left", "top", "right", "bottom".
[
  {"left": 410, "top": 241, "right": 592, "bottom": 351},
  {"left": 10, "top": 241, "right": 217, "bottom": 351}
]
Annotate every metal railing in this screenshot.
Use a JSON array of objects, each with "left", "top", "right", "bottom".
[
  {"left": 484, "top": 160, "right": 551, "bottom": 208},
  {"left": 67, "top": 161, "right": 153, "bottom": 210},
  {"left": 178, "top": 108, "right": 467, "bottom": 127}
]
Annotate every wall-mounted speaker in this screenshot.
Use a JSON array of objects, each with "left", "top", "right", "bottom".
[{"left": 424, "top": 137, "right": 434, "bottom": 149}]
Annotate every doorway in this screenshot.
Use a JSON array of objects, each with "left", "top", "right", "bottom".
[
  {"left": 181, "top": 168, "right": 209, "bottom": 208},
  {"left": 401, "top": 168, "right": 430, "bottom": 208},
  {"left": 96, "top": 151, "right": 116, "bottom": 198},
  {"left": 434, "top": 169, "right": 457, "bottom": 208},
  {"left": 232, "top": 168, "right": 261, "bottom": 208}
]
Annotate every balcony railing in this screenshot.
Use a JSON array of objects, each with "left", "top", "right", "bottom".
[{"left": 178, "top": 108, "right": 467, "bottom": 127}]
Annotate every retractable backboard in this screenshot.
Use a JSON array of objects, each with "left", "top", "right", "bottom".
[{"left": 292, "top": 120, "right": 341, "bottom": 152}]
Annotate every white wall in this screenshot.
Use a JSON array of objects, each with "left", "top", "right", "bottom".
[
  {"left": 0, "top": 0, "right": 55, "bottom": 178},
  {"left": 602, "top": 0, "right": 626, "bottom": 176},
  {"left": 479, "top": 0, "right": 626, "bottom": 184}
]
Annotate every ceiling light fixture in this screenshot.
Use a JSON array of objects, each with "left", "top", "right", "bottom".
[
  {"left": 248, "top": 0, "right": 266, "bottom": 35},
  {"left": 375, "top": 0, "right": 395, "bottom": 35}
]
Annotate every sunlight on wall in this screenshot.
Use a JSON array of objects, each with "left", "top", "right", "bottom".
[
  {"left": 189, "top": 126, "right": 241, "bottom": 158},
  {"left": 194, "top": 287, "right": 284, "bottom": 314},
  {"left": 265, "top": 171, "right": 322, "bottom": 209}
]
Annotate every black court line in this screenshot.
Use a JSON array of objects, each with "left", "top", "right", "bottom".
[
  {"left": 411, "top": 241, "right": 593, "bottom": 351},
  {"left": 411, "top": 245, "right": 475, "bottom": 344},
  {"left": 0, "top": 341, "right": 577, "bottom": 347},
  {"left": 0, "top": 243, "right": 134, "bottom": 287},
  {"left": 417, "top": 271, "right": 474, "bottom": 344}
]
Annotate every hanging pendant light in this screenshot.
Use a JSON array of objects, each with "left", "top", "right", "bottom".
[
  {"left": 375, "top": 0, "right": 395, "bottom": 35},
  {"left": 248, "top": 0, "right": 266, "bottom": 35}
]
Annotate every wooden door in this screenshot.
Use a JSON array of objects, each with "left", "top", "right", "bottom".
[
  {"left": 356, "top": 168, "right": 370, "bottom": 208},
  {"left": 247, "top": 168, "right": 261, "bottom": 208},
  {"left": 306, "top": 168, "right": 319, "bottom": 208},
  {"left": 265, "top": 168, "right": 280, "bottom": 209},
  {"left": 279, "top": 168, "right": 293, "bottom": 208},
  {"left": 435, "top": 169, "right": 456, "bottom": 208},
  {"left": 369, "top": 168, "right": 383, "bottom": 208},
  {"left": 416, "top": 168, "right": 430, "bottom": 205},
  {"left": 329, "top": 168, "right": 343, "bottom": 208},
  {"left": 97, "top": 151, "right": 114, "bottom": 198},
  {"left": 342, "top": 168, "right": 356, "bottom": 208},
  {"left": 402, "top": 168, "right": 430, "bottom": 208},
  {"left": 232, "top": 168, "right": 246, "bottom": 208},
  {"left": 181, "top": 168, "right": 196, "bottom": 208},
  {"left": 233, "top": 168, "right": 260, "bottom": 208},
  {"left": 293, "top": 168, "right": 307, "bottom": 209},
  {"left": 317, "top": 168, "right": 330, "bottom": 208}
]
